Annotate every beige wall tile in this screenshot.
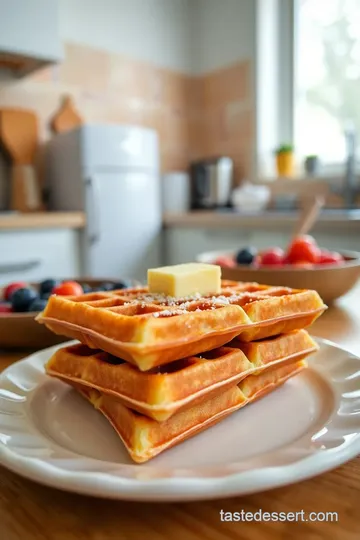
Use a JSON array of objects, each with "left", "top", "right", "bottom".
[
  {"left": 186, "top": 77, "right": 204, "bottom": 115},
  {"left": 101, "top": 100, "right": 145, "bottom": 126},
  {"left": 188, "top": 117, "right": 207, "bottom": 160},
  {"left": 59, "top": 43, "right": 110, "bottom": 95},
  {"left": 224, "top": 103, "right": 253, "bottom": 141},
  {"left": 161, "top": 150, "right": 189, "bottom": 173},
  {"left": 142, "top": 105, "right": 167, "bottom": 142},
  {"left": 202, "top": 61, "right": 249, "bottom": 109},
  {"left": 160, "top": 70, "right": 189, "bottom": 117},
  {"left": 146, "top": 66, "right": 165, "bottom": 105},
  {"left": 110, "top": 54, "right": 156, "bottom": 102},
  {"left": 163, "top": 114, "right": 188, "bottom": 151},
  {"left": 0, "top": 42, "right": 254, "bottom": 175}
]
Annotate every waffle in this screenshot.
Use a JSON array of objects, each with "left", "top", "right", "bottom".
[
  {"left": 45, "top": 330, "right": 318, "bottom": 421},
  {"left": 73, "top": 360, "right": 307, "bottom": 463},
  {"left": 37, "top": 280, "right": 326, "bottom": 371}
]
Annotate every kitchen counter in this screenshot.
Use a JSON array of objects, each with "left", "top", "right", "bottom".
[
  {"left": 164, "top": 209, "right": 360, "bottom": 231},
  {"left": 0, "top": 286, "right": 360, "bottom": 538},
  {"left": 0, "top": 212, "right": 86, "bottom": 230}
]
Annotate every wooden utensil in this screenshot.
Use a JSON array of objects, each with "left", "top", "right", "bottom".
[
  {"left": 50, "top": 95, "right": 83, "bottom": 134},
  {"left": 291, "top": 195, "right": 325, "bottom": 240},
  {"left": 0, "top": 108, "right": 38, "bottom": 165},
  {"left": 0, "top": 108, "right": 42, "bottom": 212}
]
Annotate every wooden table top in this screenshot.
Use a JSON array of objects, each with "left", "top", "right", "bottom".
[{"left": 1, "top": 289, "right": 360, "bottom": 539}]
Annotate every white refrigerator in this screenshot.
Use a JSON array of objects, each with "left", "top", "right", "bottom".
[{"left": 46, "top": 125, "right": 162, "bottom": 281}]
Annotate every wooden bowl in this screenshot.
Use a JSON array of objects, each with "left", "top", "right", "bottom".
[
  {"left": 0, "top": 278, "right": 137, "bottom": 350},
  {"left": 197, "top": 250, "right": 360, "bottom": 304}
]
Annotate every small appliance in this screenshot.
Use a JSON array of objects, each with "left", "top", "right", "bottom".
[{"left": 190, "top": 156, "right": 233, "bottom": 209}]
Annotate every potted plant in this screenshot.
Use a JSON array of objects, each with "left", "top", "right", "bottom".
[
  {"left": 304, "top": 154, "right": 319, "bottom": 176},
  {"left": 275, "top": 144, "right": 294, "bottom": 177}
]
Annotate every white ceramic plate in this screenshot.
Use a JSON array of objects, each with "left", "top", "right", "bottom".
[{"left": 1, "top": 339, "right": 360, "bottom": 501}]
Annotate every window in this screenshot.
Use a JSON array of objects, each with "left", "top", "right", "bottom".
[{"left": 294, "top": 0, "right": 360, "bottom": 165}]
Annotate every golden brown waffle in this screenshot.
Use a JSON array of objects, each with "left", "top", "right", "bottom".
[
  {"left": 73, "top": 360, "right": 307, "bottom": 463},
  {"left": 46, "top": 330, "right": 318, "bottom": 421},
  {"left": 37, "top": 280, "right": 326, "bottom": 371}
]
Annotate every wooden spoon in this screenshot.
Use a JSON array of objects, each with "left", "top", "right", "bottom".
[
  {"left": 292, "top": 195, "right": 324, "bottom": 240},
  {"left": 0, "top": 108, "right": 38, "bottom": 165}
]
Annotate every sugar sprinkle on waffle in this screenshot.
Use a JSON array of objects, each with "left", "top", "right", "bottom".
[{"left": 37, "top": 280, "right": 327, "bottom": 371}]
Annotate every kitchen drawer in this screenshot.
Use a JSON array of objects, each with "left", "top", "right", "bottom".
[
  {"left": 164, "top": 228, "right": 253, "bottom": 265},
  {"left": 310, "top": 232, "right": 360, "bottom": 252},
  {"left": 164, "top": 226, "right": 360, "bottom": 268},
  {"left": 0, "top": 229, "right": 81, "bottom": 286}
]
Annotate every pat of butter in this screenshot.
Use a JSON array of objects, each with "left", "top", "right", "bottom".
[{"left": 147, "top": 263, "right": 221, "bottom": 298}]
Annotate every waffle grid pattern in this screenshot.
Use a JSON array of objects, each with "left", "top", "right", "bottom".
[
  {"left": 69, "top": 282, "right": 298, "bottom": 317},
  {"left": 38, "top": 280, "right": 326, "bottom": 370}
]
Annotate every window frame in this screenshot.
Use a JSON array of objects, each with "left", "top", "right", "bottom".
[
  {"left": 255, "top": 0, "right": 357, "bottom": 179},
  {"left": 282, "top": 0, "right": 358, "bottom": 174},
  {"left": 255, "top": 0, "right": 296, "bottom": 178},
  {"left": 278, "top": 0, "right": 296, "bottom": 146}
]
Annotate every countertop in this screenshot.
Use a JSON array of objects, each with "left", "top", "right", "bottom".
[
  {"left": 1, "top": 287, "right": 360, "bottom": 538},
  {"left": 164, "top": 209, "right": 360, "bottom": 230},
  {"left": 0, "top": 212, "right": 86, "bottom": 230},
  {"left": 2, "top": 209, "right": 359, "bottom": 232}
]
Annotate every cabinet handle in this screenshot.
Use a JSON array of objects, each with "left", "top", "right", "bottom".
[
  {"left": 85, "top": 177, "right": 100, "bottom": 245},
  {"left": 0, "top": 260, "right": 41, "bottom": 274}
]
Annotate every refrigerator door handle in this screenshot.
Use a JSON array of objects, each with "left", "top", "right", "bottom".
[{"left": 85, "top": 177, "right": 101, "bottom": 244}]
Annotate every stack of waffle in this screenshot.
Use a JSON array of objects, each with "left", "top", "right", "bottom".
[{"left": 37, "top": 276, "right": 326, "bottom": 463}]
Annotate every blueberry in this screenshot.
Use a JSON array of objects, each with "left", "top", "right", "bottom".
[
  {"left": 39, "top": 279, "right": 60, "bottom": 296},
  {"left": 235, "top": 247, "right": 257, "bottom": 265},
  {"left": 11, "top": 288, "right": 38, "bottom": 312},
  {"left": 98, "top": 282, "right": 114, "bottom": 291},
  {"left": 112, "top": 280, "right": 130, "bottom": 290},
  {"left": 40, "top": 292, "right": 52, "bottom": 300},
  {"left": 82, "top": 283, "right": 92, "bottom": 294},
  {"left": 28, "top": 298, "right": 48, "bottom": 312},
  {"left": 91, "top": 287, "right": 102, "bottom": 292}
]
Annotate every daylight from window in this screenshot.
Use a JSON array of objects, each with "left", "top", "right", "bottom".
[{"left": 295, "top": 0, "right": 360, "bottom": 163}]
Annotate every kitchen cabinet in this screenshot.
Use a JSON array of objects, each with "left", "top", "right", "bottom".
[
  {"left": 0, "top": 0, "right": 62, "bottom": 78},
  {"left": 164, "top": 226, "right": 360, "bottom": 265},
  {"left": 0, "top": 228, "right": 81, "bottom": 286},
  {"left": 164, "top": 228, "right": 253, "bottom": 264}
]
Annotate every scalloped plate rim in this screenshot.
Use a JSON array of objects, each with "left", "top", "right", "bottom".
[{"left": 0, "top": 338, "right": 360, "bottom": 501}]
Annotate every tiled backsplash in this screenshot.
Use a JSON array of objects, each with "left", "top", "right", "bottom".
[
  {"left": 0, "top": 43, "right": 253, "bottom": 178},
  {"left": 189, "top": 61, "right": 253, "bottom": 180}
]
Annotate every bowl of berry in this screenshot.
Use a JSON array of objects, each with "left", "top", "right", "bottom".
[
  {"left": 0, "top": 277, "right": 135, "bottom": 349},
  {"left": 197, "top": 235, "right": 360, "bottom": 303}
]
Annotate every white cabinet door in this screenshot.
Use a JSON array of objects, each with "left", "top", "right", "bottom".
[
  {"left": 164, "top": 228, "right": 253, "bottom": 265},
  {"left": 0, "top": 229, "right": 80, "bottom": 286},
  {"left": 164, "top": 226, "right": 360, "bottom": 266},
  {"left": 311, "top": 232, "right": 360, "bottom": 252},
  {"left": 0, "top": 0, "right": 62, "bottom": 63}
]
